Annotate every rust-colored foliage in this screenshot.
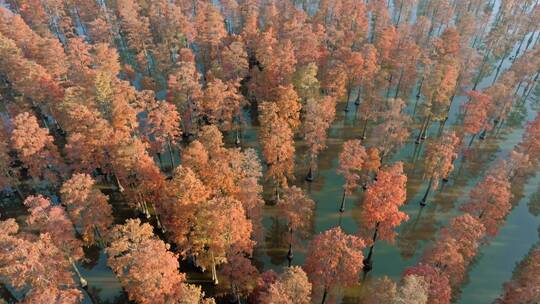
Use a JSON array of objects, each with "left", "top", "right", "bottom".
[
  {"left": 424, "top": 131, "right": 461, "bottom": 189},
  {"left": 23, "top": 195, "right": 83, "bottom": 260},
  {"left": 0, "top": 219, "right": 82, "bottom": 302},
  {"left": 60, "top": 173, "right": 113, "bottom": 246},
  {"left": 460, "top": 171, "right": 512, "bottom": 236},
  {"left": 106, "top": 219, "right": 187, "bottom": 304},
  {"left": 277, "top": 185, "right": 315, "bottom": 242},
  {"left": 403, "top": 264, "right": 452, "bottom": 304},
  {"left": 304, "top": 95, "right": 336, "bottom": 169},
  {"left": 497, "top": 246, "right": 540, "bottom": 304},
  {"left": 260, "top": 266, "right": 312, "bottom": 304},
  {"left": 361, "top": 162, "right": 409, "bottom": 243},
  {"left": 463, "top": 90, "right": 492, "bottom": 136},
  {"left": 338, "top": 140, "right": 367, "bottom": 195},
  {"left": 304, "top": 227, "right": 365, "bottom": 302},
  {"left": 258, "top": 101, "right": 295, "bottom": 189},
  {"left": 11, "top": 112, "right": 64, "bottom": 184}
]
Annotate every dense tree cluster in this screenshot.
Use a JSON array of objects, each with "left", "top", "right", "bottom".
[{"left": 0, "top": 0, "right": 538, "bottom": 303}]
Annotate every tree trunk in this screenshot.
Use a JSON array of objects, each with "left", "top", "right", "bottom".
[
  {"left": 395, "top": 0, "right": 404, "bottom": 25},
  {"left": 416, "top": 77, "right": 424, "bottom": 99},
  {"left": 354, "top": 87, "right": 362, "bottom": 105},
  {"left": 211, "top": 252, "right": 219, "bottom": 285},
  {"left": 361, "top": 118, "right": 368, "bottom": 140},
  {"left": 468, "top": 133, "right": 477, "bottom": 147},
  {"left": 69, "top": 257, "right": 88, "bottom": 288},
  {"left": 415, "top": 116, "right": 428, "bottom": 144},
  {"left": 235, "top": 129, "right": 241, "bottom": 146},
  {"left": 386, "top": 74, "right": 393, "bottom": 98},
  {"left": 156, "top": 152, "right": 163, "bottom": 169},
  {"left": 492, "top": 53, "right": 507, "bottom": 85},
  {"left": 420, "top": 177, "right": 434, "bottom": 207},
  {"left": 363, "top": 222, "right": 379, "bottom": 272},
  {"left": 274, "top": 184, "right": 280, "bottom": 203},
  {"left": 420, "top": 116, "right": 431, "bottom": 141},
  {"left": 287, "top": 227, "right": 293, "bottom": 266},
  {"left": 437, "top": 118, "right": 447, "bottom": 137},
  {"left": 394, "top": 69, "right": 404, "bottom": 98},
  {"left": 321, "top": 288, "right": 328, "bottom": 304},
  {"left": 167, "top": 139, "right": 175, "bottom": 169},
  {"left": 473, "top": 53, "right": 490, "bottom": 90},
  {"left": 306, "top": 166, "right": 314, "bottom": 182},
  {"left": 339, "top": 189, "right": 347, "bottom": 213},
  {"left": 344, "top": 86, "right": 352, "bottom": 112},
  {"left": 113, "top": 172, "right": 124, "bottom": 193},
  {"left": 479, "top": 128, "right": 487, "bottom": 140}
]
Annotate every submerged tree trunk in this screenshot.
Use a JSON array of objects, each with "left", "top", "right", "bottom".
[
  {"left": 416, "top": 77, "right": 424, "bottom": 99},
  {"left": 420, "top": 116, "right": 431, "bottom": 141},
  {"left": 321, "top": 288, "right": 328, "bottom": 304},
  {"left": 69, "top": 257, "right": 88, "bottom": 288},
  {"left": 211, "top": 252, "right": 219, "bottom": 285},
  {"left": 344, "top": 86, "right": 352, "bottom": 112},
  {"left": 339, "top": 189, "right": 347, "bottom": 213},
  {"left": 492, "top": 53, "right": 508, "bottom": 85},
  {"left": 156, "top": 152, "right": 163, "bottom": 168},
  {"left": 287, "top": 227, "right": 294, "bottom": 266},
  {"left": 112, "top": 171, "right": 124, "bottom": 193},
  {"left": 394, "top": 69, "right": 404, "bottom": 98},
  {"left": 420, "top": 177, "right": 434, "bottom": 207},
  {"left": 363, "top": 222, "right": 380, "bottom": 272},
  {"left": 354, "top": 87, "right": 362, "bottom": 105},
  {"left": 468, "top": 133, "right": 477, "bottom": 147},
  {"left": 415, "top": 116, "right": 428, "bottom": 144},
  {"left": 306, "top": 165, "right": 314, "bottom": 182},
  {"left": 395, "top": 0, "right": 405, "bottom": 25},
  {"left": 167, "top": 139, "right": 175, "bottom": 169},
  {"left": 235, "top": 128, "right": 241, "bottom": 146},
  {"left": 361, "top": 118, "right": 369, "bottom": 140}
]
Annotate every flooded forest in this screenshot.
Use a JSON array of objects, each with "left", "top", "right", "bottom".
[{"left": 0, "top": 0, "right": 539, "bottom": 303}]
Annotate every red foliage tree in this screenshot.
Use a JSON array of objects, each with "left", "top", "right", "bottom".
[
  {"left": 167, "top": 48, "right": 202, "bottom": 136},
  {"left": 260, "top": 266, "right": 312, "bottom": 304},
  {"left": 187, "top": 196, "right": 254, "bottom": 285},
  {"left": 337, "top": 140, "right": 367, "bottom": 212},
  {"left": 403, "top": 264, "right": 452, "bottom": 304},
  {"left": 0, "top": 135, "right": 20, "bottom": 197},
  {"left": 258, "top": 101, "right": 295, "bottom": 199},
  {"left": 106, "top": 219, "right": 187, "bottom": 304},
  {"left": 197, "top": 76, "right": 245, "bottom": 132},
  {"left": 143, "top": 100, "right": 182, "bottom": 168},
  {"left": 519, "top": 112, "right": 540, "bottom": 162},
  {"left": 440, "top": 214, "right": 486, "bottom": 263},
  {"left": 421, "top": 131, "right": 461, "bottom": 205},
  {"left": 497, "top": 246, "right": 540, "bottom": 304},
  {"left": 116, "top": 0, "right": 152, "bottom": 73},
  {"left": 160, "top": 165, "right": 210, "bottom": 250},
  {"left": 463, "top": 90, "right": 492, "bottom": 146},
  {"left": 304, "top": 95, "right": 336, "bottom": 180},
  {"left": 361, "top": 162, "right": 408, "bottom": 270},
  {"left": 304, "top": 227, "right": 365, "bottom": 304},
  {"left": 276, "top": 186, "right": 315, "bottom": 265},
  {"left": 421, "top": 236, "right": 466, "bottom": 286},
  {"left": 0, "top": 219, "right": 82, "bottom": 302},
  {"left": 60, "top": 173, "right": 113, "bottom": 246},
  {"left": 219, "top": 254, "right": 259, "bottom": 302},
  {"left": 460, "top": 171, "right": 512, "bottom": 236},
  {"left": 195, "top": 2, "right": 227, "bottom": 74},
  {"left": 11, "top": 112, "right": 64, "bottom": 185},
  {"left": 23, "top": 196, "right": 83, "bottom": 261},
  {"left": 372, "top": 98, "right": 411, "bottom": 160}
]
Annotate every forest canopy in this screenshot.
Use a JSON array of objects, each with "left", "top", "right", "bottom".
[{"left": 0, "top": 0, "right": 539, "bottom": 303}]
